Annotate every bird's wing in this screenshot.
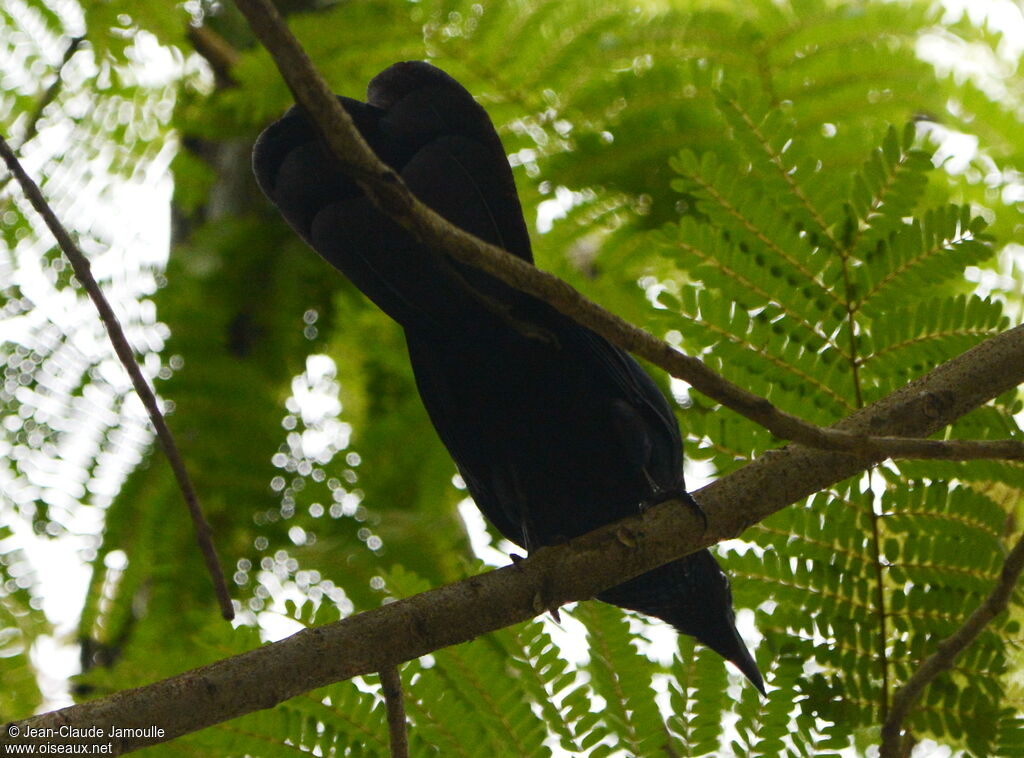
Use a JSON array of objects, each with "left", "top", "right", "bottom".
[
  {"left": 569, "top": 324, "right": 685, "bottom": 493},
  {"left": 404, "top": 335, "right": 528, "bottom": 547},
  {"left": 252, "top": 61, "right": 533, "bottom": 340}
]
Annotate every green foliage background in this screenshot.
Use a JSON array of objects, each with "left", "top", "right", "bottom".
[{"left": 2, "top": 0, "right": 1023, "bottom": 755}]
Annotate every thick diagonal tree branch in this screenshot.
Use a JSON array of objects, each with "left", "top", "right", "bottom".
[
  {"left": 232, "top": 0, "right": 1023, "bottom": 463},
  {"left": 4, "top": 323, "right": 1022, "bottom": 754}
]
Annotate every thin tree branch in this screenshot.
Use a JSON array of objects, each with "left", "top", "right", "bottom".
[
  {"left": 879, "top": 530, "right": 1024, "bottom": 757},
  {"left": 0, "top": 35, "right": 84, "bottom": 194},
  {"left": 187, "top": 24, "right": 240, "bottom": 88},
  {"left": 3, "top": 323, "right": 1022, "bottom": 754},
  {"left": 847, "top": 436, "right": 1022, "bottom": 460},
  {"left": 232, "top": 0, "right": 1023, "bottom": 464},
  {"left": 19, "top": 35, "right": 85, "bottom": 147},
  {"left": 0, "top": 135, "right": 234, "bottom": 621},
  {"left": 380, "top": 666, "right": 409, "bottom": 758}
]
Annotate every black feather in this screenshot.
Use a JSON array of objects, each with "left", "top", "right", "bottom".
[{"left": 253, "top": 60, "right": 765, "bottom": 694}]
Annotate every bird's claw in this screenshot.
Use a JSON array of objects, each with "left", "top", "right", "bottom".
[
  {"left": 680, "top": 491, "right": 709, "bottom": 532},
  {"left": 643, "top": 489, "right": 708, "bottom": 532}
]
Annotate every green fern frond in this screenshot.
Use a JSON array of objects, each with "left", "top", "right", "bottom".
[
  {"left": 845, "top": 124, "right": 932, "bottom": 252},
  {"left": 996, "top": 714, "right": 1024, "bottom": 756},
  {"left": 860, "top": 295, "right": 1008, "bottom": 383},
  {"left": 283, "top": 684, "right": 390, "bottom": 756},
  {"left": 431, "top": 638, "right": 550, "bottom": 755},
  {"left": 665, "top": 635, "right": 730, "bottom": 755},
  {"left": 733, "top": 650, "right": 805, "bottom": 758},
  {"left": 713, "top": 83, "right": 844, "bottom": 249},
  {"left": 680, "top": 401, "right": 776, "bottom": 474},
  {"left": 856, "top": 205, "right": 993, "bottom": 314},
  {"left": 382, "top": 566, "right": 561, "bottom": 756},
  {"left": 188, "top": 681, "right": 389, "bottom": 757},
  {"left": 669, "top": 146, "right": 840, "bottom": 311},
  {"left": 576, "top": 601, "right": 667, "bottom": 758},
  {"left": 0, "top": 525, "right": 47, "bottom": 721},
  {"left": 657, "top": 218, "right": 843, "bottom": 358},
  {"left": 490, "top": 618, "right": 591, "bottom": 754},
  {"left": 663, "top": 286, "right": 853, "bottom": 421},
  {"left": 403, "top": 658, "right": 491, "bottom": 758}
]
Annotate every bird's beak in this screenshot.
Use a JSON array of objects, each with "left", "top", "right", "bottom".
[{"left": 727, "top": 625, "right": 766, "bottom": 695}]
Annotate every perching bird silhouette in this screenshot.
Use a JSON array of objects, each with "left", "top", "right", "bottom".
[{"left": 252, "top": 60, "right": 764, "bottom": 694}]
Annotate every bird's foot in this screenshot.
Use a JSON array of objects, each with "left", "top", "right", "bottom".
[
  {"left": 679, "top": 490, "right": 709, "bottom": 532},
  {"left": 642, "top": 488, "right": 708, "bottom": 532},
  {"left": 530, "top": 591, "right": 563, "bottom": 624}
]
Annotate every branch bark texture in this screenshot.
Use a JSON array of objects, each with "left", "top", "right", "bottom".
[{"left": 4, "top": 323, "right": 1022, "bottom": 754}]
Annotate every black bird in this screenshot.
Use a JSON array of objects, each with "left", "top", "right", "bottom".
[{"left": 253, "top": 61, "right": 765, "bottom": 693}]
